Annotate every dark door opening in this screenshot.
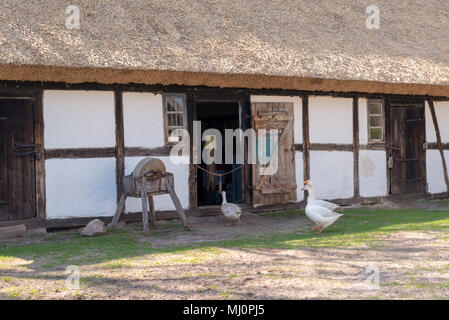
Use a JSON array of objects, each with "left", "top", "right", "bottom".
[
  {"left": 0, "top": 99, "right": 37, "bottom": 221},
  {"left": 196, "top": 101, "right": 243, "bottom": 206},
  {"left": 388, "top": 103, "right": 426, "bottom": 195}
]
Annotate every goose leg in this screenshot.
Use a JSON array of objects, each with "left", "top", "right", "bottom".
[{"left": 312, "top": 225, "right": 320, "bottom": 232}]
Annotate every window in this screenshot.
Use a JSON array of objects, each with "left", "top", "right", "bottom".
[
  {"left": 163, "top": 93, "right": 187, "bottom": 144},
  {"left": 367, "top": 100, "right": 384, "bottom": 142}
]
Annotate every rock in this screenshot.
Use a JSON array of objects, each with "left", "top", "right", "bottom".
[
  {"left": 81, "top": 219, "right": 106, "bottom": 237},
  {"left": 0, "top": 224, "right": 27, "bottom": 239}
]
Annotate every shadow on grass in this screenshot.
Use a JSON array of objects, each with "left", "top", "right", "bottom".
[{"left": 0, "top": 208, "right": 448, "bottom": 271}]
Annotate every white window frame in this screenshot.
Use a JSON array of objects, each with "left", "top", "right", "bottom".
[
  {"left": 162, "top": 93, "right": 187, "bottom": 145},
  {"left": 367, "top": 99, "right": 385, "bottom": 143}
]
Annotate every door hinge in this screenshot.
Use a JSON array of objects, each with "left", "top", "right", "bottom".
[
  {"left": 388, "top": 156, "right": 394, "bottom": 168},
  {"left": 423, "top": 142, "right": 427, "bottom": 151}
]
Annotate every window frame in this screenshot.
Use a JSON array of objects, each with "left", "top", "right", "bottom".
[
  {"left": 162, "top": 93, "right": 188, "bottom": 145},
  {"left": 367, "top": 99, "right": 385, "bottom": 143}
]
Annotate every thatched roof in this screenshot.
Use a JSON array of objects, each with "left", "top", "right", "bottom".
[{"left": 1, "top": 0, "right": 449, "bottom": 95}]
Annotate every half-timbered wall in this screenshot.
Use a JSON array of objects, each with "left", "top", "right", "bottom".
[
  {"left": 14, "top": 83, "right": 449, "bottom": 223},
  {"left": 358, "top": 98, "right": 387, "bottom": 197},
  {"left": 309, "top": 97, "right": 354, "bottom": 199},
  {"left": 44, "top": 90, "right": 191, "bottom": 219},
  {"left": 425, "top": 101, "right": 449, "bottom": 194},
  {"left": 44, "top": 90, "right": 117, "bottom": 218},
  {"left": 122, "top": 92, "right": 190, "bottom": 211}
]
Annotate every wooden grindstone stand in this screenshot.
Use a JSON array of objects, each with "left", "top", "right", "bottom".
[{"left": 109, "top": 157, "right": 190, "bottom": 232}]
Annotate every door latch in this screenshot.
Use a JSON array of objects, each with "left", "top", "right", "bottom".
[
  {"left": 14, "top": 142, "right": 42, "bottom": 160},
  {"left": 16, "top": 150, "right": 41, "bottom": 160}
]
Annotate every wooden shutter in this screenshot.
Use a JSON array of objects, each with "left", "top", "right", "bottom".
[{"left": 251, "top": 102, "right": 297, "bottom": 206}]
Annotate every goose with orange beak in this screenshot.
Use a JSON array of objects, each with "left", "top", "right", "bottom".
[{"left": 301, "top": 180, "right": 343, "bottom": 233}]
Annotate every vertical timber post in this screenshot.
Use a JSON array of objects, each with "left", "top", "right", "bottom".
[
  {"left": 115, "top": 90, "right": 125, "bottom": 203},
  {"left": 302, "top": 95, "right": 310, "bottom": 181},
  {"left": 353, "top": 97, "right": 360, "bottom": 200}
]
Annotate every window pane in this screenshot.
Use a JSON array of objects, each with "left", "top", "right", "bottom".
[
  {"left": 369, "top": 115, "right": 382, "bottom": 127},
  {"left": 177, "top": 114, "right": 183, "bottom": 126},
  {"left": 167, "top": 99, "right": 176, "bottom": 111},
  {"left": 370, "top": 128, "right": 383, "bottom": 140},
  {"left": 167, "top": 113, "right": 175, "bottom": 126},
  {"left": 175, "top": 97, "right": 184, "bottom": 111},
  {"left": 368, "top": 103, "right": 381, "bottom": 114}
]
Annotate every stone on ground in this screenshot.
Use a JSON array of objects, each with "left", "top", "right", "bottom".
[{"left": 81, "top": 219, "right": 106, "bottom": 236}]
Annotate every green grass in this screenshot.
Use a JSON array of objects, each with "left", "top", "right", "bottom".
[{"left": 0, "top": 209, "right": 448, "bottom": 270}]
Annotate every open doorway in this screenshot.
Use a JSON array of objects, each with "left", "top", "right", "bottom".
[{"left": 196, "top": 101, "right": 243, "bottom": 206}]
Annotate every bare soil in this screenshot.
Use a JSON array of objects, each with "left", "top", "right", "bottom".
[{"left": 1, "top": 200, "right": 449, "bottom": 300}]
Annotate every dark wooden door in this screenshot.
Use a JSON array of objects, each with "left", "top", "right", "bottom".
[
  {"left": 389, "top": 105, "right": 426, "bottom": 194},
  {"left": 251, "top": 102, "right": 297, "bottom": 206},
  {"left": 0, "top": 99, "right": 37, "bottom": 221}
]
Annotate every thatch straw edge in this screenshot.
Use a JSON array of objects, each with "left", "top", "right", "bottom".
[{"left": 1, "top": 64, "right": 449, "bottom": 97}]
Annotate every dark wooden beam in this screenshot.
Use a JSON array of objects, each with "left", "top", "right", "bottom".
[
  {"left": 302, "top": 95, "right": 310, "bottom": 180},
  {"left": 2, "top": 80, "right": 449, "bottom": 102},
  {"left": 295, "top": 143, "right": 385, "bottom": 152},
  {"left": 115, "top": 90, "right": 125, "bottom": 203},
  {"left": 124, "top": 146, "right": 172, "bottom": 157},
  {"left": 187, "top": 92, "right": 197, "bottom": 209},
  {"left": 45, "top": 147, "right": 116, "bottom": 159},
  {"left": 385, "top": 97, "right": 392, "bottom": 194},
  {"left": 309, "top": 144, "right": 353, "bottom": 151},
  {"left": 359, "top": 143, "right": 387, "bottom": 150},
  {"left": 428, "top": 100, "right": 449, "bottom": 192},
  {"left": 34, "top": 90, "right": 46, "bottom": 219},
  {"left": 427, "top": 142, "right": 449, "bottom": 150},
  {"left": 353, "top": 97, "right": 360, "bottom": 199}
]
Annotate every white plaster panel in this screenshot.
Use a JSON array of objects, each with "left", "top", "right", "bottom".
[
  {"left": 44, "top": 90, "right": 115, "bottom": 148},
  {"left": 45, "top": 158, "right": 117, "bottom": 218},
  {"left": 426, "top": 150, "right": 449, "bottom": 194},
  {"left": 426, "top": 101, "right": 449, "bottom": 143},
  {"left": 358, "top": 98, "right": 369, "bottom": 145},
  {"left": 433, "top": 102, "right": 449, "bottom": 143},
  {"left": 425, "top": 101, "right": 436, "bottom": 143},
  {"left": 250, "top": 95, "right": 302, "bottom": 144},
  {"left": 359, "top": 150, "right": 387, "bottom": 197},
  {"left": 310, "top": 151, "right": 354, "bottom": 199},
  {"left": 295, "top": 151, "right": 304, "bottom": 201},
  {"left": 124, "top": 156, "right": 190, "bottom": 211},
  {"left": 123, "top": 92, "right": 165, "bottom": 148},
  {"left": 309, "top": 96, "right": 353, "bottom": 144}
]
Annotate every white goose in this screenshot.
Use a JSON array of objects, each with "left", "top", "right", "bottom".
[
  {"left": 303, "top": 180, "right": 340, "bottom": 210},
  {"left": 221, "top": 191, "right": 242, "bottom": 225},
  {"left": 301, "top": 182, "right": 343, "bottom": 233}
]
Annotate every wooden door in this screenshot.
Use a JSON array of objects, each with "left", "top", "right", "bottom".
[
  {"left": 389, "top": 105, "right": 426, "bottom": 194},
  {"left": 251, "top": 102, "right": 296, "bottom": 206},
  {"left": 0, "top": 99, "right": 37, "bottom": 221}
]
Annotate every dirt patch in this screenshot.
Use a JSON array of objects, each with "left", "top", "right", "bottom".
[
  {"left": 1, "top": 205, "right": 449, "bottom": 300},
  {"left": 140, "top": 213, "right": 307, "bottom": 248}
]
